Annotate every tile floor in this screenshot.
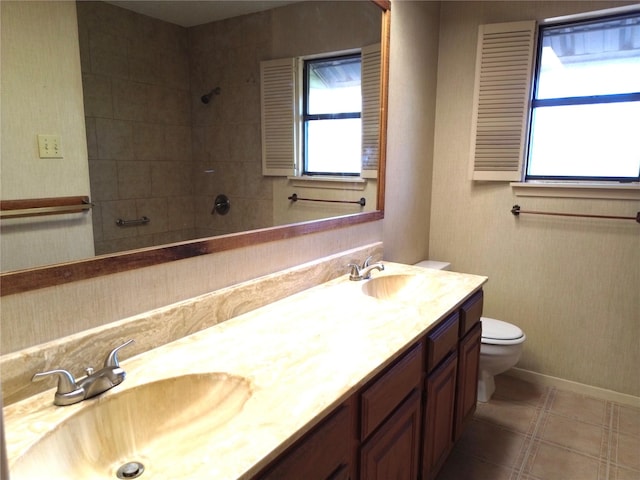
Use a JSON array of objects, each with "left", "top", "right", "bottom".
[{"left": 436, "top": 375, "right": 640, "bottom": 480}]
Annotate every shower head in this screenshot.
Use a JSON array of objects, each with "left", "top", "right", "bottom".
[{"left": 201, "top": 87, "right": 221, "bottom": 104}]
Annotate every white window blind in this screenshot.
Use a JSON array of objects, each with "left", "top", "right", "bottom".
[
  {"left": 361, "top": 43, "right": 381, "bottom": 179},
  {"left": 469, "top": 21, "right": 536, "bottom": 181},
  {"left": 261, "top": 58, "right": 297, "bottom": 176}
]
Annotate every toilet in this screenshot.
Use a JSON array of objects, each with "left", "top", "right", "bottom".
[
  {"left": 476, "top": 317, "right": 525, "bottom": 402},
  {"left": 415, "top": 260, "right": 526, "bottom": 402}
]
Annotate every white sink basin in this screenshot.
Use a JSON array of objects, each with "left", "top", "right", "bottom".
[
  {"left": 361, "top": 274, "right": 426, "bottom": 302},
  {"left": 10, "top": 372, "right": 252, "bottom": 479}
]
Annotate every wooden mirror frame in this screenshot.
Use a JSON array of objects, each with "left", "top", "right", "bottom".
[{"left": 0, "top": 1, "right": 390, "bottom": 297}]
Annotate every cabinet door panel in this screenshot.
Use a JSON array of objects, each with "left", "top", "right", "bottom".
[
  {"left": 455, "top": 321, "right": 481, "bottom": 440},
  {"left": 360, "top": 389, "right": 422, "bottom": 480},
  {"left": 256, "top": 400, "right": 354, "bottom": 480},
  {"left": 361, "top": 341, "right": 423, "bottom": 439},
  {"left": 423, "top": 352, "right": 457, "bottom": 480}
]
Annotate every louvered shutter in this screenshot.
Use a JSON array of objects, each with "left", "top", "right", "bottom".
[
  {"left": 261, "top": 58, "right": 297, "bottom": 176},
  {"left": 469, "top": 21, "right": 536, "bottom": 181},
  {"left": 361, "top": 43, "right": 381, "bottom": 179}
]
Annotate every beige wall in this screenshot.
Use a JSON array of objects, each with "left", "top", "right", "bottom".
[
  {"left": 430, "top": 1, "right": 640, "bottom": 396},
  {"left": 0, "top": 1, "right": 94, "bottom": 271},
  {"left": 383, "top": 0, "right": 441, "bottom": 263}
]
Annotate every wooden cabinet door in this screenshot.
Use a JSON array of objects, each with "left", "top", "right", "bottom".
[
  {"left": 360, "top": 389, "right": 422, "bottom": 480},
  {"left": 422, "top": 352, "right": 457, "bottom": 480},
  {"left": 455, "top": 321, "right": 481, "bottom": 440},
  {"left": 255, "top": 399, "right": 355, "bottom": 480}
]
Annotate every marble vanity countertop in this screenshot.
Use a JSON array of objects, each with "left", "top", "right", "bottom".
[{"left": 3, "top": 262, "right": 487, "bottom": 479}]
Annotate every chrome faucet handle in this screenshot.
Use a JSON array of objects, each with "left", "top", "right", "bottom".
[
  {"left": 347, "top": 263, "right": 362, "bottom": 280},
  {"left": 32, "top": 369, "right": 78, "bottom": 394},
  {"left": 103, "top": 339, "right": 135, "bottom": 368}
]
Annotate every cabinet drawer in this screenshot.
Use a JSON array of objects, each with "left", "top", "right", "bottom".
[
  {"left": 256, "top": 400, "right": 353, "bottom": 479},
  {"left": 426, "top": 313, "right": 459, "bottom": 372},
  {"left": 361, "top": 341, "right": 423, "bottom": 440},
  {"left": 459, "top": 290, "right": 483, "bottom": 337}
]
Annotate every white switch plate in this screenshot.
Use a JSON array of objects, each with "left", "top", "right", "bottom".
[{"left": 37, "top": 134, "right": 63, "bottom": 159}]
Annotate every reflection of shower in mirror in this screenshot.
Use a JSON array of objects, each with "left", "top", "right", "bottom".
[{"left": 201, "top": 87, "right": 221, "bottom": 104}]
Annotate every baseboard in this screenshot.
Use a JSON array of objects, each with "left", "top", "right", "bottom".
[{"left": 504, "top": 367, "right": 640, "bottom": 408}]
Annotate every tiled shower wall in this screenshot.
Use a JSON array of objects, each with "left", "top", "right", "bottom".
[
  {"left": 189, "top": 11, "right": 274, "bottom": 239},
  {"left": 77, "top": 2, "right": 196, "bottom": 255},
  {"left": 77, "top": 2, "right": 276, "bottom": 254},
  {"left": 77, "top": 1, "right": 380, "bottom": 253}
]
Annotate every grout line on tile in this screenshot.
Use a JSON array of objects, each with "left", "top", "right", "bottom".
[
  {"left": 511, "top": 385, "right": 555, "bottom": 479},
  {"left": 601, "top": 402, "right": 615, "bottom": 480}
]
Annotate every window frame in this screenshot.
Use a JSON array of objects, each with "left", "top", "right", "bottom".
[
  {"left": 525, "top": 12, "right": 640, "bottom": 183},
  {"left": 301, "top": 53, "right": 362, "bottom": 177}
]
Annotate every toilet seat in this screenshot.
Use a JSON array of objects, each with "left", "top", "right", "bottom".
[{"left": 481, "top": 317, "right": 525, "bottom": 345}]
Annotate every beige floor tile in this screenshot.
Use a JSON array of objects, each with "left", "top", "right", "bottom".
[
  {"left": 529, "top": 442, "right": 601, "bottom": 480},
  {"left": 493, "top": 375, "right": 548, "bottom": 405},
  {"left": 456, "top": 419, "right": 527, "bottom": 468},
  {"left": 436, "top": 449, "right": 513, "bottom": 480},
  {"left": 617, "top": 406, "right": 640, "bottom": 438},
  {"left": 616, "top": 432, "right": 640, "bottom": 471},
  {"left": 612, "top": 465, "right": 640, "bottom": 480},
  {"left": 540, "top": 413, "right": 606, "bottom": 457},
  {"left": 476, "top": 400, "right": 538, "bottom": 434},
  {"left": 549, "top": 390, "right": 607, "bottom": 425}
]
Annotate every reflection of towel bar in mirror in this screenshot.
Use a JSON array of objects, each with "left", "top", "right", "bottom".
[
  {"left": 288, "top": 193, "right": 366, "bottom": 207},
  {"left": 116, "top": 216, "right": 151, "bottom": 227},
  {"left": 0, "top": 196, "right": 92, "bottom": 219}
]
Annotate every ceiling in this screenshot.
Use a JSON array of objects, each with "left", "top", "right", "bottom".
[{"left": 104, "top": 1, "right": 299, "bottom": 27}]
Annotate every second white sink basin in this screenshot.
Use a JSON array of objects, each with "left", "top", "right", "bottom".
[{"left": 10, "top": 372, "right": 252, "bottom": 479}]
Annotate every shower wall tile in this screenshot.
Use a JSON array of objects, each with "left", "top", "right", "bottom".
[
  {"left": 82, "top": 73, "right": 113, "bottom": 118},
  {"left": 167, "top": 196, "right": 197, "bottom": 231},
  {"left": 88, "top": 160, "right": 118, "bottom": 201},
  {"left": 136, "top": 198, "right": 169, "bottom": 234},
  {"left": 85, "top": 117, "right": 99, "bottom": 160},
  {"left": 132, "top": 123, "right": 165, "bottom": 161},
  {"left": 151, "top": 162, "right": 193, "bottom": 197},
  {"left": 117, "top": 161, "right": 152, "bottom": 199},
  {"left": 95, "top": 117, "right": 134, "bottom": 160},
  {"left": 78, "top": 1, "right": 195, "bottom": 255},
  {"left": 165, "top": 125, "right": 192, "bottom": 161},
  {"left": 111, "top": 79, "right": 154, "bottom": 123}
]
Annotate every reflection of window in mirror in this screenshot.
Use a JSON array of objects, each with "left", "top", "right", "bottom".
[
  {"left": 261, "top": 44, "right": 380, "bottom": 179},
  {"left": 303, "top": 54, "right": 362, "bottom": 176}
]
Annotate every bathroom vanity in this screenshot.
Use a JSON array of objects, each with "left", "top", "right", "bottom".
[
  {"left": 255, "top": 287, "right": 484, "bottom": 480},
  {"left": 3, "top": 262, "right": 486, "bottom": 479}
]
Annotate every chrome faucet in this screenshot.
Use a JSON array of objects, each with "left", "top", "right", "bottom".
[
  {"left": 348, "top": 256, "right": 384, "bottom": 281},
  {"left": 32, "top": 339, "right": 134, "bottom": 406}
]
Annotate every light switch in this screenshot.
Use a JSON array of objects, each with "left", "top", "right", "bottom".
[{"left": 37, "top": 134, "right": 63, "bottom": 159}]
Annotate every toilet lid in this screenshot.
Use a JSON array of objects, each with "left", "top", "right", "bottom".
[{"left": 481, "top": 317, "right": 525, "bottom": 345}]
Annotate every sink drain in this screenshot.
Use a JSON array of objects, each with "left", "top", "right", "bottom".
[{"left": 116, "top": 461, "right": 145, "bottom": 479}]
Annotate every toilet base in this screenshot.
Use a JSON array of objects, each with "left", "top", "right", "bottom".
[{"left": 477, "top": 370, "right": 495, "bottom": 403}]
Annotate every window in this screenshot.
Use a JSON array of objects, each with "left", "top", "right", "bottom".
[
  {"left": 303, "top": 54, "right": 362, "bottom": 176},
  {"left": 260, "top": 44, "right": 380, "bottom": 179},
  {"left": 526, "top": 13, "right": 640, "bottom": 182}
]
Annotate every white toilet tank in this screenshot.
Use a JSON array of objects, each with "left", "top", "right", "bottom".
[{"left": 415, "top": 260, "right": 451, "bottom": 271}]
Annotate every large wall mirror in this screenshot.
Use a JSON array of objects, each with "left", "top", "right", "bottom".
[{"left": 0, "top": 0, "right": 390, "bottom": 295}]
